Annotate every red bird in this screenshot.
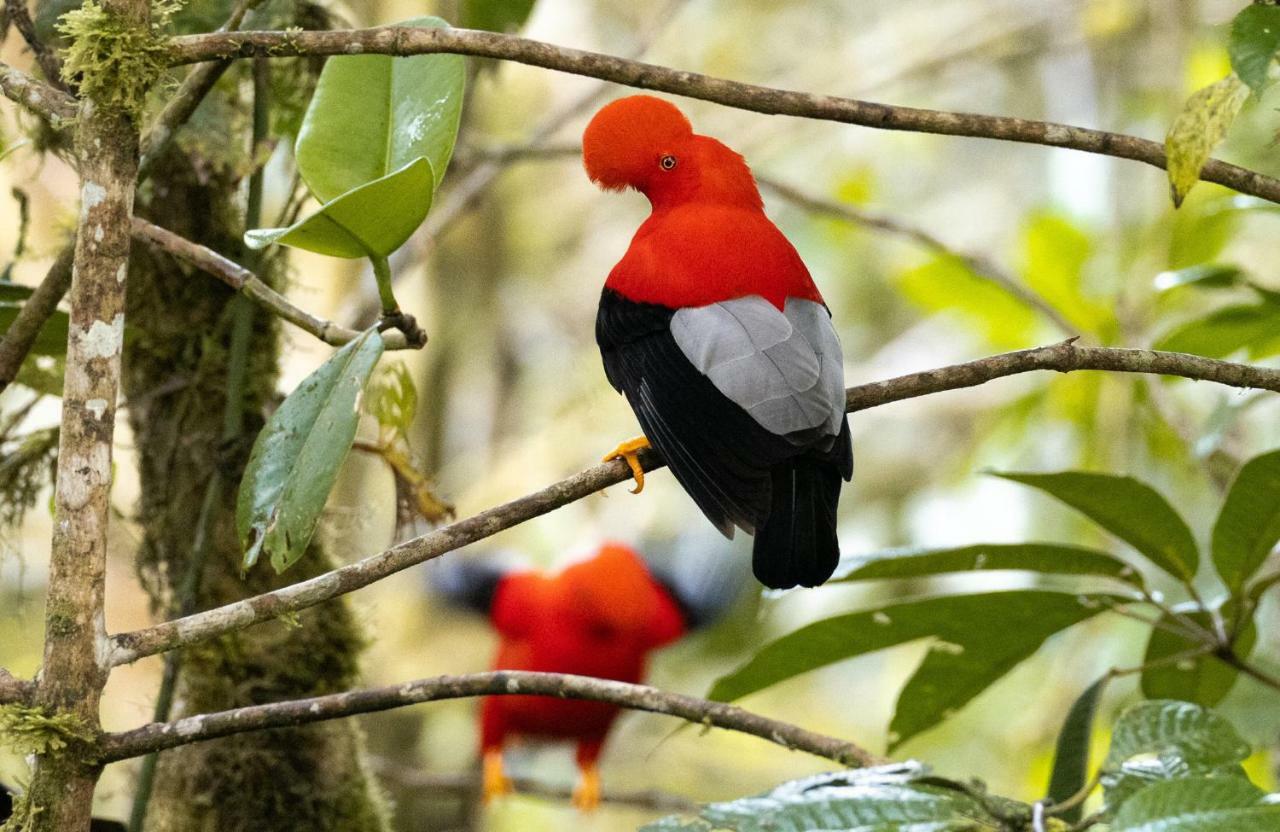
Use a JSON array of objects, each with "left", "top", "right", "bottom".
[
  {"left": 583, "top": 95, "right": 853, "bottom": 590},
  {"left": 430, "top": 542, "right": 735, "bottom": 809}
]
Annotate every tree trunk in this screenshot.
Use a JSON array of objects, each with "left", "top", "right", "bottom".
[{"left": 120, "top": 82, "right": 389, "bottom": 832}]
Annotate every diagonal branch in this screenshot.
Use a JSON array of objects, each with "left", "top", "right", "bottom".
[
  {"left": 97, "top": 670, "right": 882, "bottom": 767},
  {"left": 0, "top": 60, "right": 77, "bottom": 128},
  {"left": 164, "top": 26, "right": 1280, "bottom": 204},
  {"left": 0, "top": 241, "right": 73, "bottom": 395},
  {"left": 0, "top": 667, "right": 34, "bottom": 705},
  {"left": 130, "top": 218, "right": 416, "bottom": 350},
  {"left": 4, "top": 0, "right": 65, "bottom": 90},
  {"left": 106, "top": 338, "right": 1280, "bottom": 667}
]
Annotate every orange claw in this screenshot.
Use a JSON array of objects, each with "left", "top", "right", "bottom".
[
  {"left": 482, "top": 748, "right": 512, "bottom": 804},
  {"left": 572, "top": 761, "right": 602, "bottom": 811},
  {"left": 603, "top": 436, "right": 651, "bottom": 494}
]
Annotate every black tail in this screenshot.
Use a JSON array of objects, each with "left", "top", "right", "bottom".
[{"left": 752, "top": 457, "right": 842, "bottom": 589}]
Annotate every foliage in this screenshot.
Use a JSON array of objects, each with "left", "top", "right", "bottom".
[
  {"left": 1229, "top": 2, "right": 1280, "bottom": 94},
  {"left": 711, "top": 447, "right": 1280, "bottom": 746},
  {"left": 237, "top": 329, "right": 384, "bottom": 572},
  {"left": 1164, "top": 76, "right": 1248, "bottom": 207},
  {"left": 648, "top": 703, "right": 1280, "bottom": 831}
]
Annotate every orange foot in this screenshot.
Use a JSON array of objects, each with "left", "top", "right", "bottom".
[
  {"left": 572, "top": 761, "right": 602, "bottom": 811},
  {"left": 482, "top": 748, "right": 512, "bottom": 804},
  {"left": 603, "top": 436, "right": 651, "bottom": 494}
]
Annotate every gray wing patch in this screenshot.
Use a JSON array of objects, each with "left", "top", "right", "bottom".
[{"left": 670, "top": 295, "right": 846, "bottom": 438}]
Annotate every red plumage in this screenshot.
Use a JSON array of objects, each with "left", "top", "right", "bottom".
[
  {"left": 585, "top": 95, "right": 854, "bottom": 590},
  {"left": 478, "top": 542, "right": 687, "bottom": 808}
]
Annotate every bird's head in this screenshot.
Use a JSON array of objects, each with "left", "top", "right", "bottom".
[
  {"left": 582, "top": 95, "right": 761, "bottom": 208},
  {"left": 557, "top": 541, "right": 685, "bottom": 648}
]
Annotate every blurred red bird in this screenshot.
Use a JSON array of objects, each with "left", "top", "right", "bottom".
[
  {"left": 430, "top": 542, "right": 735, "bottom": 809},
  {"left": 583, "top": 95, "right": 853, "bottom": 590}
]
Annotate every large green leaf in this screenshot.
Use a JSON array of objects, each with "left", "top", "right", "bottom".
[
  {"left": 1021, "top": 212, "right": 1108, "bottom": 334},
  {"left": 1046, "top": 676, "right": 1108, "bottom": 822},
  {"left": 1153, "top": 263, "right": 1244, "bottom": 293},
  {"left": 894, "top": 254, "right": 1038, "bottom": 350},
  {"left": 709, "top": 591, "right": 1110, "bottom": 708},
  {"left": 294, "top": 16, "right": 463, "bottom": 202},
  {"left": 887, "top": 592, "right": 1109, "bottom": 749},
  {"left": 237, "top": 329, "right": 385, "bottom": 572},
  {"left": 1212, "top": 449, "right": 1280, "bottom": 593},
  {"left": 1111, "top": 776, "right": 1278, "bottom": 832},
  {"left": 1141, "top": 609, "right": 1255, "bottom": 707},
  {"left": 1101, "top": 700, "right": 1251, "bottom": 810},
  {"left": 646, "top": 766, "right": 1002, "bottom": 832},
  {"left": 1164, "top": 76, "right": 1249, "bottom": 208},
  {"left": 1154, "top": 303, "right": 1280, "bottom": 361},
  {"left": 834, "top": 543, "right": 1143, "bottom": 587},
  {"left": 1229, "top": 3, "right": 1280, "bottom": 95},
  {"left": 994, "top": 471, "right": 1199, "bottom": 582},
  {"left": 244, "top": 158, "right": 434, "bottom": 258}
]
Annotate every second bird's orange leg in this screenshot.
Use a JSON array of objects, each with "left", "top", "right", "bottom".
[
  {"left": 482, "top": 748, "right": 512, "bottom": 804},
  {"left": 572, "top": 761, "right": 602, "bottom": 811},
  {"left": 603, "top": 435, "right": 650, "bottom": 493}
]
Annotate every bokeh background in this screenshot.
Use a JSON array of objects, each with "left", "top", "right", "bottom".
[{"left": 3, "top": 0, "right": 1280, "bottom": 829}]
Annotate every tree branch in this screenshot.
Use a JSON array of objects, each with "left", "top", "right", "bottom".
[
  {"left": 0, "top": 241, "right": 73, "bottom": 395},
  {"left": 97, "top": 670, "right": 882, "bottom": 768},
  {"left": 0, "top": 59, "right": 77, "bottom": 129},
  {"left": 164, "top": 26, "right": 1280, "bottom": 204},
  {"left": 130, "top": 218, "right": 416, "bottom": 350},
  {"left": 0, "top": 667, "right": 34, "bottom": 705},
  {"left": 4, "top": 0, "right": 65, "bottom": 91},
  {"left": 106, "top": 339, "right": 1280, "bottom": 667},
  {"left": 755, "top": 176, "right": 1077, "bottom": 336}
]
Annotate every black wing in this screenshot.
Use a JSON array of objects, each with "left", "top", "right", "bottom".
[
  {"left": 424, "top": 555, "right": 516, "bottom": 616},
  {"left": 597, "top": 288, "right": 802, "bottom": 536}
]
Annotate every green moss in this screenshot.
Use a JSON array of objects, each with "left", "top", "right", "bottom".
[
  {"left": 56, "top": 0, "right": 181, "bottom": 120},
  {"left": 0, "top": 785, "right": 37, "bottom": 832},
  {"left": 0, "top": 704, "right": 94, "bottom": 757}
]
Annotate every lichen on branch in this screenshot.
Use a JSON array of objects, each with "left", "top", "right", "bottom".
[{"left": 57, "top": 0, "right": 178, "bottom": 119}]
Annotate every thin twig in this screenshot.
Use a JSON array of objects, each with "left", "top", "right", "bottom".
[
  {"left": 0, "top": 59, "right": 76, "bottom": 129},
  {"left": 163, "top": 26, "right": 1280, "bottom": 204},
  {"left": 106, "top": 339, "right": 1280, "bottom": 667},
  {"left": 0, "top": 667, "right": 34, "bottom": 705},
  {"left": 1217, "top": 649, "right": 1280, "bottom": 694},
  {"left": 97, "top": 670, "right": 883, "bottom": 768},
  {"left": 367, "top": 758, "right": 699, "bottom": 812},
  {"left": 0, "top": 241, "right": 73, "bottom": 395},
  {"left": 3, "top": 0, "right": 64, "bottom": 90},
  {"left": 137, "top": 0, "right": 261, "bottom": 177},
  {"left": 129, "top": 217, "right": 415, "bottom": 350},
  {"left": 756, "top": 176, "right": 1078, "bottom": 336}
]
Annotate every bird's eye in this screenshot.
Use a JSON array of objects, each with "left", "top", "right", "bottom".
[{"left": 659, "top": 155, "right": 677, "bottom": 170}]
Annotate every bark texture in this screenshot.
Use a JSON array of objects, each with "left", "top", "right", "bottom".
[{"left": 120, "top": 48, "right": 388, "bottom": 832}]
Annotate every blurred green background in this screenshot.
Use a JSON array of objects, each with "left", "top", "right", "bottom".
[{"left": 3, "top": 0, "right": 1280, "bottom": 829}]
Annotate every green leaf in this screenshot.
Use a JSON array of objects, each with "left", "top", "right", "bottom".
[
  {"left": 1101, "top": 700, "right": 1251, "bottom": 810},
  {"left": 1212, "top": 449, "right": 1280, "bottom": 593},
  {"left": 894, "top": 254, "right": 1038, "bottom": 350},
  {"left": 1111, "top": 776, "right": 1278, "bottom": 831},
  {"left": 1153, "top": 264, "right": 1244, "bottom": 293},
  {"left": 888, "top": 591, "right": 1108, "bottom": 749},
  {"left": 1164, "top": 76, "right": 1249, "bottom": 207},
  {"left": 1154, "top": 304, "right": 1280, "bottom": 361},
  {"left": 681, "top": 766, "right": 1003, "bottom": 832},
  {"left": 1229, "top": 3, "right": 1280, "bottom": 95},
  {"left": 295, "top": 16, "right": 463, "bottom": 202},
  {"left": 709, "top": 590, "right": 1110, "bottom": 707},
  {"left": 993, "top": 471, "right": 1199, "bottom": 582},
  {"left": 463, "top": 0, "right": 538, "bottom": 32},
  {"left": 1046, "top": 676, "right": 1108, "bottom": 822},
  {"left": 365, "top": 361, "right": 418, "bottom": 440},
  {"left": 1141, "top": 609, "right": 1255, "bottom": 707},
  {"left": 237, "top": 329, "right": 385, "bottom": 572},
  {"left": 834, "top": 543, "right": 1143, "bottom": 586},
  {"left": 244, "top": 158, "right": 434, "bottom": 258},
  {"left": 1021, "top": 212, "right": 1108, "bottom": 334},
  {"left": 0, "top": 291, "right": 68, "bottom": 358}
]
